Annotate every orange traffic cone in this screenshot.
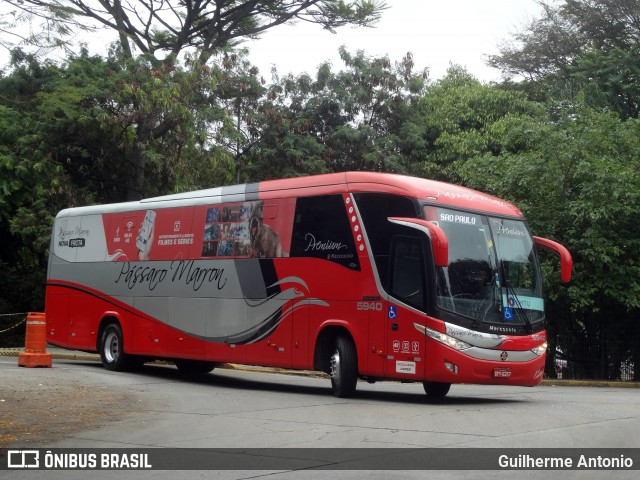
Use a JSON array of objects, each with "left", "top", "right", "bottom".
[{"left": 18, "top": 312, "right": 52, "bottom": 368}]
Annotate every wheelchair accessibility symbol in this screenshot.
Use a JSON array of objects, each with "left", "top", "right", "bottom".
[
  {"left": 503, "top": 306, "right": 513, "bottom": 321},
  {"left": 388, "top": 306, "right": 397, "bottom": 319}
]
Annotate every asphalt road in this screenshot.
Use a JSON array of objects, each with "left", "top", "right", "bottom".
[{"left": 1, "top": 356, "right": 639, "bottom": 479}]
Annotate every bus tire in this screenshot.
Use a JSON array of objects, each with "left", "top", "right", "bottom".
[
  {"left": 422, "top": 381, "right": 451, "bottom": 399},
  {"left": 174, "top": 359, "right": 216, "bottom": 375},
  {"left": 99, "top": 323, "right": 130, "bottom": 372},
  {"left": 330, "top": 336, "right": 358, "bottom": 398}
]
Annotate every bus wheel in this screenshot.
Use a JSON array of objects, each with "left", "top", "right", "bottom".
[
  {"left": 174, "top": 359, "right": 216, "bottom": 375},
  {"left": 330, "top": 336, "right": 357, "bottom": 398},
  {"left": 422, "top": 381, "right": 451, "bottom": 399},
  {"left": 99, "top": 323, "right": 130, "bottom": 371}
]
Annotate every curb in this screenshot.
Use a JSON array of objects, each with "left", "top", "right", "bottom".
[
  {"left": 53, "top": 352, "right": 102, "bottom": 362},
  {"left": 0, "top": 347, "right": 325, "bottom": 377},
  {"left": 223, "top": 363, "right": 329, "bottom": 379},
  {"left": 0, "top": 347, "right": 97, "bottom": 362},
  {"left": 1, "top": 348, "right": 637, "bottom": 388},
  {"left": 539, "top": 379, "right": 640, "bottom": 388}
]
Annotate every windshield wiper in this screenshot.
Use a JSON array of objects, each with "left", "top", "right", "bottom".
[
  {"left": 494, "top": 271, "right": 503, "bottom": 315},
  {"left": 469, "top": 271, "right": 502, "bottom": 329},
  {"left": 504, "top": 272, "right": 533, "bottom": 333},
  {"left": 500, "top": 262, "right": 533, "bottom": 333}
]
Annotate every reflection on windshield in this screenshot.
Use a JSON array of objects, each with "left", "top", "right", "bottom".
[{"left": 424, "top": 206, "right": 543, "bottom": 329}]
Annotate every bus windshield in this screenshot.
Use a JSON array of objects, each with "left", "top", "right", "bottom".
[{"left": 423, "top": 206, "right": 543, "bottom": 330}]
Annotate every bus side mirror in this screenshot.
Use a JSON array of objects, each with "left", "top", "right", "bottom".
[
  {"left": 388, "top": 217, "right": 449, "bottom": 268},
  {"left": 533, "top": 236, "right": 573, "bottom": 283}
]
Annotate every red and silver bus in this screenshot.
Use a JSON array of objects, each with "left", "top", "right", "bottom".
[{"left": 45, "top": 172, "right": 572, "bottom": 397}]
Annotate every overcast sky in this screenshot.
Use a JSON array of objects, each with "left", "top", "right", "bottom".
[
  {"left": 245, "top": 0, "right": 543, "bottom": 82},
  {"left": 1, "top": 0, "right": 542, "bottom": 82}
]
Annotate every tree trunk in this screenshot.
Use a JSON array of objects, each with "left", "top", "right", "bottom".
[{"left": 127, "top": 121, "right": 152, "bottom": 201}]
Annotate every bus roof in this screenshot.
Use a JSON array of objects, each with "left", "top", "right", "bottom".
[{"left": 55, "top": 172, "right": 522, "bottom": 218}]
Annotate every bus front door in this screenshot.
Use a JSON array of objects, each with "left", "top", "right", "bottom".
[{"left": 385, "top": 235, "right": 428, "bottom": 381}]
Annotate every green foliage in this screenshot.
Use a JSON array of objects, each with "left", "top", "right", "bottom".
[
  {"left": 418, "top": 67, "right": 543, "bottom": 180},
  {"left": 489, "top": 0, "right": 640, "bottom": 119},
  {"left": 459, "top": 103, "right": 640, "bottom": 378},
  {"left": 244, "top": 48, "right": 429, "bottom": 178},
  {"left": 1, "top": 3, "right": 639, "bottom": 378},
  {"left": 5, "top": 0, "right": 387, "bottom": 198},
  {"left": 570, "top": 46, "right": 640, "bottom": 118},
  {"left": 475, "top": 0, "right": 640, "bottom": 376}
]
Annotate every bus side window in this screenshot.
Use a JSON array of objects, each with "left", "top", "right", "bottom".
[
  {"left": 290, "top": 195, "right": 360, "bottom": 270},
  {"left": 353, "top": 193, "right": 418, "bottom": 289},
  {"left": 389, "top": 236, "right": 426, "bottom": 311}
]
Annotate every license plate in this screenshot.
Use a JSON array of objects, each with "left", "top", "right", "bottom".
[{"left": 493, "top": 368, "right": 512, "bottom": 378}]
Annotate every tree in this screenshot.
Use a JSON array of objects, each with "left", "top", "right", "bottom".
[
  {"left": 1, "top": 1, "right": 93, "bottom": 58},
  {"left": 488, "top": 0, "right": 640, "bottom": 118},
  {"left": 206, "top": 50, "right": 269, "bottom": 183},
  {"left": 488, "top": 1, "right": 584, "bottom": 82},
  {"left": 417, "top": 66, "right": 542, "bottom": 181},
  {"left": 0, "top": 50, "right": 237, "bottom": 321},
  {"left": 459, "top": 103, "right": 640, "bottom": 379},
  {"left": 241, "top": 47, "right": 429, "bottom": 178},
  {"left": 489, "top": 0, "right": 640, "bottom": 80},
  {"left": 486, "top": 1, "right": 640, "bottom": 377},
  {"left": 0, "top": 54, "right": 69, "bottom": 318},
  {"left": 570, "top": 46, "right": 640, "bottom": 119},
  {"left": 323, "top": 47, "right": 428, "bottom": 172},
  {"left": 4, "top": 0, "right": 387, "bottom": 198}
]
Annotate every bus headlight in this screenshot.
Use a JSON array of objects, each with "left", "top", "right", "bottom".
[
  {"left": 530, "top": 342, "right": 548, "bottom": 356},
  {"left": 425, "top": 327, "right": 471, "bottom": 351}
]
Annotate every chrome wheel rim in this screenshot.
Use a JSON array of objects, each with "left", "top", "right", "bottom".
[
  {"left": 330, "top": 349, "right": 340, "bottom": 382},
  {"left": 104, "top": 332, "right": 120, "bottom": 363}
]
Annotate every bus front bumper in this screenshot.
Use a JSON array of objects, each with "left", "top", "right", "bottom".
[{"left": 425, "top": 340, "right": 546, "bottom": 387}]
